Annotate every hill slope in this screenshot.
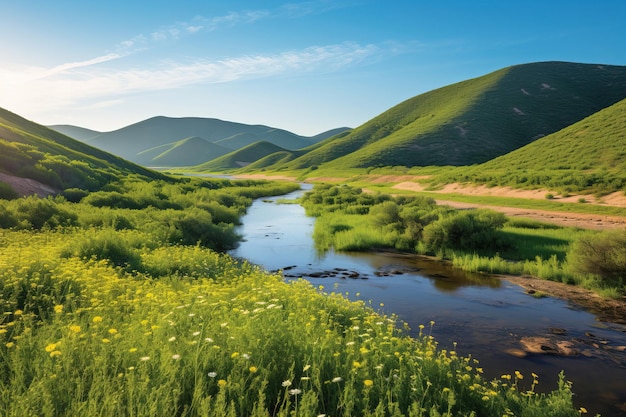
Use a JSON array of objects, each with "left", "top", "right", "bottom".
[
  {"left": 68, "top": 116, "right": 348, "bottom": 166},
  {"left": 194, "top": 141, "right": 291, "bottom": 170},
  {"left": 0, "top": 107, "right": 164, "bottom": 196},
  {"left": 441, "top": 97, "right": 626, "bottom": 193},
  {"left": 276, "top": 61, "right": 626, "bottom": 170}
]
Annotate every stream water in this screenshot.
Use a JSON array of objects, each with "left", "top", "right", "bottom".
[{"left": 230, "top": 185, "right": 626, "bottom": 416}]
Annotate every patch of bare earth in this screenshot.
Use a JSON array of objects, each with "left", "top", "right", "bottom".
[
  {"left": 0, "top": 172, "right": 60, "bottom": 198},
  {"left": 391, "top": 181, "right": 626, "bottom": 230}
]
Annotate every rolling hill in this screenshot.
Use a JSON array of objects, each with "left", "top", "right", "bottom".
[
  {"left": 267, "top": 61, "right": 626, "bottom": 171},
  {"left": 0, "top": 107, "right": 165, "bottom": 197},
  {"left": 50, "top": 117, "right": 350, "bottom": 167},
  {"left": 194, "top": 141, "right": 292, "bottom": 171},
  {"left": 437, "top": 97, "right": 626, "bottom": 193}
]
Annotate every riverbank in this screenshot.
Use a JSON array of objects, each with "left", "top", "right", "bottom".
[{"left": 498, "top": 273, "right": 626, "bottom": 325}]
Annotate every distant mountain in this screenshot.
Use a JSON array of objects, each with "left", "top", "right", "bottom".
[
  {"left": 47, "top": 124, "right": 102, "bottom": 141},
  {"left": 266, "top": 61, "right": 626, "bottom": 170},
  {"left": 50, "top": 116, "right": 350, "bottom": 167},
  {"left": 0, "top": 107, "right": 164, "bottom": 197},
  {"left": 135, "top": 137, "right": 231, "bottom": 167}
]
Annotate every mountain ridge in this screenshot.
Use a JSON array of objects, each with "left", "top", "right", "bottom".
[{"left": 49, "top": 117, "right": 350, "bottom": 167}]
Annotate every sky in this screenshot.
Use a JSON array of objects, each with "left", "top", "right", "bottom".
[{"left": 2, "top": 0, "right": 626, "bottom": 136}]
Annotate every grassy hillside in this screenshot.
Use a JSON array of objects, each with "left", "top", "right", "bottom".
[
  {"left": 274, "top": 62, "right": 626, "bottom": 170},
  {"left": 194, "top": 141, "right": 291, "bottom": 170},
  {"left": 0, "top": 107, "right": 165, "bottom": 195},
  {"left": 136, "top": 137, "right": 231, "bottom": 167},
  {"left": 435, "top": 97, "right": 626, "bottom": 194}
]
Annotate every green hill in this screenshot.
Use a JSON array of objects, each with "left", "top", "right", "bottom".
[
  {"left": 439, "top": 97, "right": 626, "bottom": 194},
  {"left": 0, "top": 107, "right": 164, "bottom": 196},
  {"left": 273, "top": 62, "right": 626, "bottom": 170},
  {"left": 193, "top": 141, "right": 291, "bottom": 170},
  {"left": 135, "top": 137, "right": 231, "bottom": 167}
]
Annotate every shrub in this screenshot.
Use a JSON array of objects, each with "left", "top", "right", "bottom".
[
  {"left": 61, "top": 229, "right": 144, "bottom": 272},
  {"left": 12, "top": 196, "right": 78, "bottom": 230},
  {"left": 61, "top": 188, "right": 89, "bottom": 203},
  {"left": 421, "top": 209, "right": 508, "bottom": 254},
  {"left": 568, "top": 229, "right": 626, "bottom": 285},
  {"left": 0, "top": 182, "right": 19, "bottom": 200}
]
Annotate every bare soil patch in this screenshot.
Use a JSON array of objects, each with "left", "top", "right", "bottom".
[
  {"left": 0, "top": 172, "right": 59, "bottom": 198},
  {"left": 387, "top": 180, "right": 626, "bottom": 230},
  {"left": 434, "top": 199, "right": 626, "bottom": 230}
]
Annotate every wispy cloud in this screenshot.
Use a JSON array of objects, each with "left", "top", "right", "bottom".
[
  {"left": 1, "top": 42, "right": 381, "bottom": 115},
  {"left": 0, "top": 2, "right": 379, "bottom": 117}
]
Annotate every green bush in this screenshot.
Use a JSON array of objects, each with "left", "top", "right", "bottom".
[
  {"left": 422, "top": 209, "right": 508, "bottom": 254},
  {"left": 11, "top": 196, "right": 78, "bottom": 230},
  {"left": 61, "top": 188, "right": 89, "bottom": 203},
  {"left": 61, "top": 229, "right": 144, "bottom": 272},
  {"left": 0, "top": 182, "right": 19, "bottom": 200},
  {"left": 568, "top": 229, "right": 626, "bottom": 285}
]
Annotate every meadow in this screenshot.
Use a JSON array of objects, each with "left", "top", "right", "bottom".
[{"left": 0, "top": 177, "right": 584, "bottom": 416}]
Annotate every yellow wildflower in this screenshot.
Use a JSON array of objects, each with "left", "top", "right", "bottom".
[
  {"left": 54, "top": 305, "right": 64, "bottom": 314},
  {"left": 217, "top": 379, "right": 227, "bottom": 387},
  {"left": 92, "top": 316, "right": 103, "bottom": 323},
  {"left": 69, "top": 325, "right": 81, "bottom": 333},
  {"left": 363, "top": 379, "right": 373, "bottom": 387},
  {"left": 45, "top": 342, "right": 59, "bottom": 352},
  {"left": 249, "top": 366, "right": 258, "bottom": 373}
]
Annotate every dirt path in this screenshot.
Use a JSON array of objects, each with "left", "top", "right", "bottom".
[{"left": 434, "top": 199, "right": 626, "bottom": 230}]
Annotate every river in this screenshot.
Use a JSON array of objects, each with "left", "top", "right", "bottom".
[{"left": 230, "top": 185, "right": 626, "bottom": 416}]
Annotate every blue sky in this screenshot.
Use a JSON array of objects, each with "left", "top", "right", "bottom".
[{"left": 2, "top": 1, "right": 625, "bottom": 136}]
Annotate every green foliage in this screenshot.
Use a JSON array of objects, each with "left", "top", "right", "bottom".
[
  {"left": 0, "top": 182, "right": 19, "bottom": 200},
  {"left": 421, "top": 210, "right": 508, "bottom": 254},
  {"left": 61, "top": 228, "right": 144, "bottom": 272},
  {"left": 568, "top": 229, "right": 626, "bottom": 285},
  {"left": 2, "top": 196, "right": 78, "bottom": 230}
]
